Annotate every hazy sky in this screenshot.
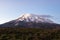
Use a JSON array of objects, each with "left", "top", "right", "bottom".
[{"left": 0, "top": 0, "right": 60, "bottom": 24}]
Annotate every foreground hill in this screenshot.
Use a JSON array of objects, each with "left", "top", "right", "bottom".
[{"left": 0, "top": 28, "right": 60, "bottom": 40}]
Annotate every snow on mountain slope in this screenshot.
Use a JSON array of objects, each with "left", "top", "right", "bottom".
[{"left": 16, "top": 14, "right": 54, "bottom": 23}]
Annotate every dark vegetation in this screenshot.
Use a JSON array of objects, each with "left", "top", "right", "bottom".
[{"left": 0, "top": 28, "right": 60, "bottom": 40}]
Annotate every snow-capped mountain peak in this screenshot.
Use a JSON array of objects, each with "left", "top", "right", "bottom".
[
  {"left": 16, "top": 14, "right": 54, "bottom": 23},
  {"left": 19, "top": 14, "right": 32, "bottom": 18}
]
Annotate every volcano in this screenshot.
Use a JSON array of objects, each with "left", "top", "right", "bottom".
[{"left": 0, "top": 14, "right": 60, "bottom": 28}]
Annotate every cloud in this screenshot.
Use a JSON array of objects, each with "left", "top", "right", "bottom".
[{"left": 40, "top": 15, "right": 53, "bottom": 18}]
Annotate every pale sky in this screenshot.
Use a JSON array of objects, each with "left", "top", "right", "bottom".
[{"left": 0, "top": 0, "right": 60, "bottom": 24}]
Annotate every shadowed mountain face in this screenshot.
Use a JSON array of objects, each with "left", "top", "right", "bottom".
[{"left": 0, "top": 14, "right": 60, "bottom": 28}]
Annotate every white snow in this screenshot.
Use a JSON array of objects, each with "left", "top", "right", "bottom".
[{"left": 17, "top": 14, "right": 54, "bottom": 23}]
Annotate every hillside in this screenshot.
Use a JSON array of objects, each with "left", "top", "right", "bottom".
[{"left": 0, "top": 28, "right": 60, "bottom": 40}]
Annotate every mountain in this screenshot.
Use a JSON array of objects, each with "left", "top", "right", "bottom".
[{"left": 0, "top": 14, "right": 60, "bottom": 28}]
